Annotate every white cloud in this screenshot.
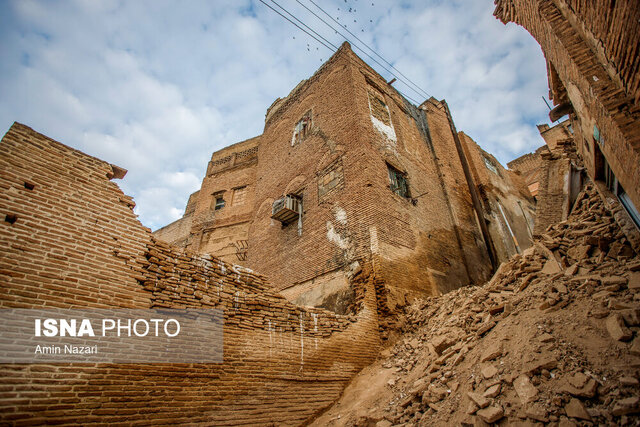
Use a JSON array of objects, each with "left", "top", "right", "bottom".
[{"left": 0, "top": 0, "right": 551, "bottom": 229}]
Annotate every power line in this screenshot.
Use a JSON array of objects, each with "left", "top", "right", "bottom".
[
  {"left": 258, "top": 0, "right": 335, "bottom": 52},
  {"left": 289, "top": 0, "right": 427, "bottom": 103},
  {"left": 269, "top": 0, "right": 340, "bottom": 51},
  {"left": 259, "top": 0, "right": 423, "bottom": 106},
  {"left": 303, "top": 0, "right": 432, "bottom": 100}
]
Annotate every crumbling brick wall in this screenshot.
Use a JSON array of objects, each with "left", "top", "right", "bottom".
[
  {"left": 494, "top": 0, "right": 640, "bottom": 216},
  {"left": 0, "top": 123, "right": 380, "bottom": 425},
  {"left": 247, "top": 44, "right": 496, "bottom": 314},
  {"left": 459, "top": 132, "right": 535, "bottom": 262}
]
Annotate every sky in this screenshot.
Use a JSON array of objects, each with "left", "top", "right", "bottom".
[{"left": 0, "top": 0, "right": 551, "bottom": 230}]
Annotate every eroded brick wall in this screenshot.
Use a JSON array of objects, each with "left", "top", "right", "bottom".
[
  {"left": 0, "top": 123, "right": 380, "bottom": 425},
  {"left": 0, "top": 123, "right": 151, "bottom": 309},
  {"left": 494, "top": 0, "right": 640, "bottom": 214},
  {"left": 459, "top": 132, "right": 535, "bottom": 262},
  {"left": 248, "top": 45, "right": 495, "bottom": 313}
]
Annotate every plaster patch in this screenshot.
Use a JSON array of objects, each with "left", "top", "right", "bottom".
[
  {"left": 371, "top": 115, "right": 397, "bottom": 143},
  {"left": 334, "top": 206, "right": 347, "bottom": 225},
  {"left": 326, "top": 221, "right": 349, "bottom": 249}
]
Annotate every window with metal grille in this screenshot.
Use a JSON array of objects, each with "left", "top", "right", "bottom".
[{"left": 387, "top": 164, "right": 410, "bottom": 198}]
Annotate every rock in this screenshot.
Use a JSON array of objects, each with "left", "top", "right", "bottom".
[
  {"left": 375, "top": 420, "right": 392, "bottom": 427},
  {"left": 427, "top": 386, "right": 448, "bottom": 402},
  {"left": 565, "top": 264, "right": 579, "bottom": 276},
  {"left": 619, "top": 376, "right": 639, "bottom": 386},
  {"left": 481, "top": 364, "right": 498, "bottom": 379},
  {"left": 620, "top": 309, "right": 640, "bottom": 326},
  {"left": 523, "top": 356, "right": 557, "bottom": 374},
  {"left": 481, "top": 343, "right": 502, "bottom": 362},
  {"left": 605, "top": 313, "right": 633, "bottom": 341},
  {"left": 590, "top": 308, "right": 609, "bottom": 319},
  {"left": 564, "top": 398, "right": 591, "bottom": 420},
  {"left": 630, "top": 338, "right": 640, "bottom": 356},
  {"left": 601, "top": 276, "right": 628, "bottom": 286},
  {"left": 558, "top": 418, "right": 577, "bottom": 427},
  {"left": 476, "top": 405, "right": 504, "bottom": 423},
  {"left": 553, "top": 282, "right": 568, "bottom": 293},
  {"left": 514, "top": 375, "right": 538, "bottom": 404},
  {"left": 560, "top": 377, "right": 598, "bottom": 398},
  {"left": 564, "top": 262, "right": 580, "bottom": 276},
  {"left": 467, "top": 392, "right": 491, "bottom": 409},
  {"left": 526, "top": 404, "right": 548, "bottom": 422},
  {"left": 432, "top": 335, "right": 455, "bottom": 355},
  {"left": 538, "top": 333, "right": 554, "bottom": 343},
  {"left": 612, "top": 396, "right": 640, "bottom": 416},
  {"left": 628, "top": 272, "right": 640, "bottom": 290},
  {"left": 567, "top": 244, "right": 590, "bottom": 261},
  {"left": 488, "top": 304, "right": 504, "bottom": 315},
  {"left": 567, "top": 372, "right": 589, "bottom": 389},
  {"left": 483, "top": 383, "right": 501, "bottom": 398},
  {"left": 466, "top": 400, "right": 479, "bottom": 415},
  {"left": 542, "top": 259, "right": 562, "bottom": 275},
  {"left": 476, "top": 321, "right": 496, "bottom": 336}
]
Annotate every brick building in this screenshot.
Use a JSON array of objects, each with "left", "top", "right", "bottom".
[
  {"left": 494, "top": 0, "right": 640, "bottom": 239},
  {"left": 0, "top": 122, "right": 381, "bottom": 425},
  {"left": 156, "top": 42, "right": 535, "bottom": 313}
]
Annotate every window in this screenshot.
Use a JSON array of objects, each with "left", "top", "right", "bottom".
[
  {"left": 291, "top": 111, "right": 312, "bottom": 146},
  {"left": 387, "top": 164, "right": 410, "bottom": 198},
  {"left": 598, "top": 149, "right": 640, "bottom": 229},
  {"left": 212, "top": 192, "right": 225, "bottom": 211},
  {"left": 232, "top": 186, "right": 247, "bottom": 206},
  {"left": 367, "top": 90, "right": 391, "bottom": 126},
  {"left": 483, "top": 156, "right": 499, "bottom": 175}
]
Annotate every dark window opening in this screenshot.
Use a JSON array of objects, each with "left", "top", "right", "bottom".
[
  {"left": 292, "top": 111, "right": 312, "bottom": 146},
  {"left": 387, "top": 164, "right": 410, "bottom": 198},
  {"left": 211, "top": 192, "right": 226, "bottom": 211},
  {"left": 24, "top": 182, "right": 35, "bottom": 190}
]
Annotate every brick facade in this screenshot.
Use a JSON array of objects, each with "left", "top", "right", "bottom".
[
  {"left": 0, "top": 123, "right": 380, "bottom": 425},
  {"left": 494, "top": 0, "right": 640, "bottom": 217},
  {"left": 157, "top": 43, "right": 535, "bottom": 313}
]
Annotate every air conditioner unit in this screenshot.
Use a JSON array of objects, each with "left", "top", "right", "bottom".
[{"left": 271, "top": 195, "right": 301, "bottom": 224}]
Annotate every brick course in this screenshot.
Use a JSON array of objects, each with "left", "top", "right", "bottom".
[{"left": 0, "top": 122, "right": 379, "bottom": 425}]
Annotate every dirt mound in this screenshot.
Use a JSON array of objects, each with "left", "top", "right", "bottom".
[{"left": 311, "top": 184, "right": 640, "bottom": 426}]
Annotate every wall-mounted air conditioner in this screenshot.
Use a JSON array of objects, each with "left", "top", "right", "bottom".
[{"left": 271, "top": 195, "right": 301, "bottom": 225}]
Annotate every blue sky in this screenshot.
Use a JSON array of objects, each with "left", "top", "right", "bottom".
[{"left": 0, "top": 0, "right": 550, "bottom": 230}]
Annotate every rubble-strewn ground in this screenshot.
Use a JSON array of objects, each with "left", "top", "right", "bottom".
[{"left": 311, "top": 184, "right": 640, "bottom": 426}]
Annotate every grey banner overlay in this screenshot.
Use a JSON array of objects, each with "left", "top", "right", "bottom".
[{"left": 0, "top": 309, "right": 223, "bottom": 363}]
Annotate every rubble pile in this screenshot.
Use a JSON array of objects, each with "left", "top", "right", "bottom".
[{"left": 312, "top": 184, "right": 640, "bottom": 426}]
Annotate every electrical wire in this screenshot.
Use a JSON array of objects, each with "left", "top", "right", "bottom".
[
  {"left": 269, "top": 0, "right": 340, "bottom": 51},
  {"left": 303, "top": 0, "right": 432, "bottom": 100},
  {"left": 258, "top": 0, "right": 335, "bottom": 52},
  {"left": 286, "top": 0, "right": 426, "bottom": 103},
  {"left": 259, "top": 0, "right": 424, "bottom": 106}
]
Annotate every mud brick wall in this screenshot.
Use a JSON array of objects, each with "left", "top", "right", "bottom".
[
  {"left": 507, "top": 151, "right": 542, "bottom": 175},
  {"left": 459, "top": 132, "right": 535, "bottom": 262},
  {"left": 494, "top": 0, "right": 640, "bottom": 213},
  {"left": 0, "top": 123, "right": 380, "bottom": 426},
  {"left": 0, "top": 123, "right": 151, "bottom": 309},
  {"left": 533, "top": 152, "right": 571, "bottom": 235},
  {"left": 249, "top": 44, "right": 495, "bottom": 312}
]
